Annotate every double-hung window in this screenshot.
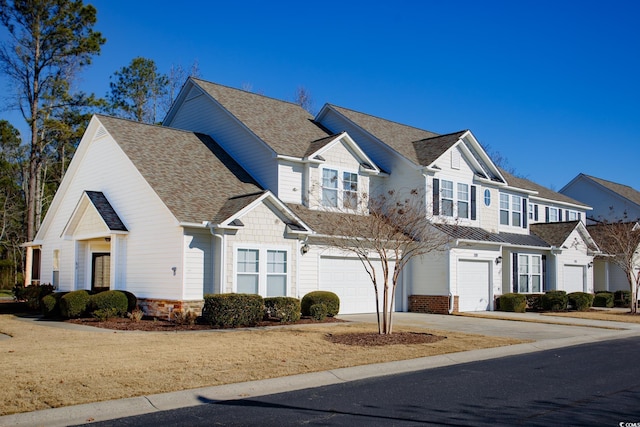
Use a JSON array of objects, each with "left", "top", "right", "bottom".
[
  {"left": 500, "top": 193, "right": 522, "bottom": 227},
  {"left": 517, "top": 254, "right": 542, "bottom": 293},
  {"left": 567, "top": 210, "right": 578, "bottom": 221},
  {"left": 457, "top": 183, "right": 469, "bottom": 219},
  {"left": 322, "top": 169, "right": 338, "bottom": 207},
  {"left": 548, "top": 207, "right": 559, "bottom": 222},
  {"left": 236, "top": 248, "right": 288, "bottom": 296},
  {"left": 441, "top": 180, "right": 454, "bottom": 217},
  {"left": 343, "top": 172, "right": 358, "bottom": 209}
]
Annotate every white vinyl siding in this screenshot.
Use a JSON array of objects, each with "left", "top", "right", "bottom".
[
  {"left": 35, "top": 120, "right": 184, "bottom": 299},
  {"left": 183, "top": 229, "right": 214, "bottom": 299}
]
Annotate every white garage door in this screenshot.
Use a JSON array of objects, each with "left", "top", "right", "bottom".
[
  {"left": 563, "top": 265, "right": 585, "bottom": 293},
  {"left": 458, "top": 260, "right": 491, "bottom": 312},
  {"left": 319, "top": 257, "right": 395, "bottom": 314}
]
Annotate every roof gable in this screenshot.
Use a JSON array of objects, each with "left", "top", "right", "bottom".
[
  {"left": 96, "top": 115, "right": 264, "bottom": 224},
  {"left": 62, "top": 191, "right": 127, "bottom": 239},
  {"left": 578, "top": 174, "right": 640, "bottom": 207},
  {"left": 305, "top": 132, "right": 382, "bottom": 174},
  {"left": 184, "top": 78, "right": 332, "bottom": 158}
]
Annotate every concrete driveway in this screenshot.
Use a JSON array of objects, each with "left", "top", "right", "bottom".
[{"left": 338, "top": 311, "right": 640, "bottom": 341}]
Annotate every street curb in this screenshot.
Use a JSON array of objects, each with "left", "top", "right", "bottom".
[{"left": 2, "top": 328, "right": 638, "bottom": 427}]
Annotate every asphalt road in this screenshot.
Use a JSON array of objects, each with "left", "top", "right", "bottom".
[{"left": 76, "top": 336, "right": 640, "bottom": 426}]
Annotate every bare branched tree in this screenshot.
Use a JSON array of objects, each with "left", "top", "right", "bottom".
[
  {"left": 293, "top": 85, "right": 314, "bottom": 114},
  {"left": 588, "top": 221, "right": 640, "bottom": 313},
  {"left": 303, "top": 187, "right": 451, "bottom": 334},
  {"left": 163, "top": 60, "right": 200, "bottom": 114}
]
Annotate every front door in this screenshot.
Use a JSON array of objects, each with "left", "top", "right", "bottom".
[{"left": 92, "top": 253, "right": 111, "bottom": 293}]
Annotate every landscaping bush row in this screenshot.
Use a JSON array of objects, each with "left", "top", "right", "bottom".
[
  {"left": 202, "top": 291, "right": 340, "bottom": 328},
  {"left": 41, "top": 289, "right": 138, "bottom": 319},
  {"left": 497, "top": 291, "right": 594, "bottom": 312}
]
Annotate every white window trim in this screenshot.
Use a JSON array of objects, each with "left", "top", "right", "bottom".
[
  {"left": 499, "top": 193, "right": 522, "bottom": 228},
  {"left": 548, "top": 207, "right": 559, "bottom": 222},
  {"left": 320, "top": 166, "right": 359, "bottom": 212},
  {"left": 516, "top": 254, "right": 542, "bottom": 293},
  {"left": 438, "top": 178, "right": 476, "bottom": 222},
  {"left": 233, "top": 244, "right": 291, "bottom": 297}
]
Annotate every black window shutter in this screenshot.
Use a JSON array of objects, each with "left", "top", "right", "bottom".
[
  {"left": 470, "top": 185, "right": 477, "bottom": 220},
  {"left": 512, "top": 253, "right": 518, "bottom": 293},
  {"left": 522, "top": 198, "right": 528, "bottom": 228},
  {"left": 545, "top": 207, "right": 549, "bottom": 223},
  {"left": 541, "top": 255, "right": 547, "bottom": 292},
  {"left": 534, "top": 205, "right": 539, "bottom": 221},
  {"left": 558, "top": 209, "right": 563, "bottom": 221},
  {"left": 578, "top": 212, "right": 582, "bottom": 222},
  {"left": 433, "top": 179, "right": 440, "bottom": 215}
]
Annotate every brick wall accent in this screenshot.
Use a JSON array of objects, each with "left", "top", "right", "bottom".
[
  {"left": 408, "top": 295, "right": 459, "bottom": 314},
  {"left": 137, "top": 298, "right": 205, "bottom": 319}
]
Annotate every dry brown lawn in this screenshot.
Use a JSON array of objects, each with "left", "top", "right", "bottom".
[{"left": 0, "top": 314, "right": 524, "bottom": 416}]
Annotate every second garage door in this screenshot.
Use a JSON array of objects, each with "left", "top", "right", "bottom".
[
  {"left": 319, "top": 256, "right": 395, "bottom": 314},
  {"left": 563, "top": 265, "right": 585, "bottom": 293},
  {"left": 457, "top": 260, "right": 491, "bottom": 312}
]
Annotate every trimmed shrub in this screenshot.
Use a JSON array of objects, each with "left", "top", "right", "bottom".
[
  {"left": 614, "top": 290, "right": 631, "bottom": 308},
  {"left": 497, "top": 293, "right": 527, "bottom": 313},
  {"left": 264, "top": 297, "right": 301, "bottom": 322},
  {"left": 60, "top": 290, "right": 91, "bottom": 318},
  {"left": 41, "top": 292, "right": 67, "bottom": 317},
  {"left": 542, "top": 290, "right": 568, "bottom": 311},
  {"left": 593, "top": 292, "right": 614, "bottom": 308},
  {"left": 309, "top": 303, "right": 328, "bottom": 321},
  {"left": 120, "top": 290, "right": 138, "bottom": 312},
  {"left": 568, "top": 292, "right": 594, "bottom": 311},
  {"left": 525, "top": 294, "right": 544, "bottom": 312},
  {"left": 90, "top": 290, "right": 128, "bottom": 317},
  {"left": 301, "top": 291, "right": 340, "bottom": 317},
  {"left": 13, "top": 283, "right": 55, "bottom": 311},
  {"left": 92, "top": 307, "right": 119, "bottom": 321},
  {"left": 202, "top": 293, "right": 264, "bottom": 328}
]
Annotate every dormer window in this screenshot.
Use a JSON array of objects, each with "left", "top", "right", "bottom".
[{"left": 321, "top": 168, "right": 358, "bottom": 209}]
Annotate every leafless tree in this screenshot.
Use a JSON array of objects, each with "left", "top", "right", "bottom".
[
  {"left": 589, "top": 220, "right": 640, "bottom": 313},
  {"left": 293, "top": 85, "right": 314, "bottom": 114},
  {"left": 314, "top": 188, "right": 451, "bottom": 334},
  {"left": 163, "top": 60, "right": 200, "bottom": 114}
]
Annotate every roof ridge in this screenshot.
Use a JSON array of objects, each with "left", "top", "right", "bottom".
[
  {"left": 190, "top": 77, "right": 311, "bottom": 111},
  {"left": 95, "top": 114, "right": 197, "bottom": 135},
  {"left": 585, "top": 173, "right": 638, "bottom": 191},
  {"left": 328, "top": 103, "right": 440, "bottom": 136}
]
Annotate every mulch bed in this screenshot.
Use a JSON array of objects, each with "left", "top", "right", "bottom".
[
  {"left": 65, "top": 315, "right": 345, "bottom": 332},
  {"left": 326, "top": 331, "right": 446, "bottom": 346}
]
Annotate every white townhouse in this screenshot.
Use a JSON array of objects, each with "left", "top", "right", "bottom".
[{"left": 25, "top": 78, "right": 601, "bottom": 316}]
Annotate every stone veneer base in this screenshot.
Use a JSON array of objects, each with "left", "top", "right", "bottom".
[{"left": 137, "top": 298, "right": 205, "bottom": 319}]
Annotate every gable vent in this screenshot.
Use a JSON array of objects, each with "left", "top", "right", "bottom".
[{"left": 95, "top": 126, "right": 108, "bottom": 140}]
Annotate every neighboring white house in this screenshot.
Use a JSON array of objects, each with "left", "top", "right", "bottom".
[
  {"left": 560, "top": 174, "right": 640, "bottom": 293},
  {"left": 25, "top": 78, "right": 602, "bottom": 316},
  {"left": 560, "top": 173, "right": 640, "bottom": 224}
]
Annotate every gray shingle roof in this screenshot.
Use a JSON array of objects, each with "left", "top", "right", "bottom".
[
  {"left": 435, "top": 224, "right": 550, "bottom": 248},
  {"left": 85, "top": 191, "right": 128, "bottom": 231},
  {"left": 191, "top": 79, "right": 332, "bottom": 158},
  {"left": 413, "top": 131, "right": 468, "bottom": 167},
  {"left": 328, "top": 105, "right": 443, "bottom": 166},
  {"left": 530, "top": 221, "right": 581, "bottom": 248},
  {"left": 97, "top": 115, "right": 264, "bottom": 224},
  {"left": 499, "top": 169, "right": 589, "bottom": 207},
  {"left": 583, "top": 174, "right": 640, "bottom": 207}
]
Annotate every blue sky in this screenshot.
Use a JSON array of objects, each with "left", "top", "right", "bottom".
[{"left": 1, "top": 0, "right": 638, "bottom": 191}]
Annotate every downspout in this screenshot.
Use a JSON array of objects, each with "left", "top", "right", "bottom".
[
  {"left": 448, "top": 240, "right": 460, "bottom": 314},
  {"left": 209, "top": 226, "right": 225, "bottom": 294}
]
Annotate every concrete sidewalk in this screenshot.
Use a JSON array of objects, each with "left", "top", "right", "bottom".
[{"left": 2, "top": 312, "right": 640, "bottom": 427}]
